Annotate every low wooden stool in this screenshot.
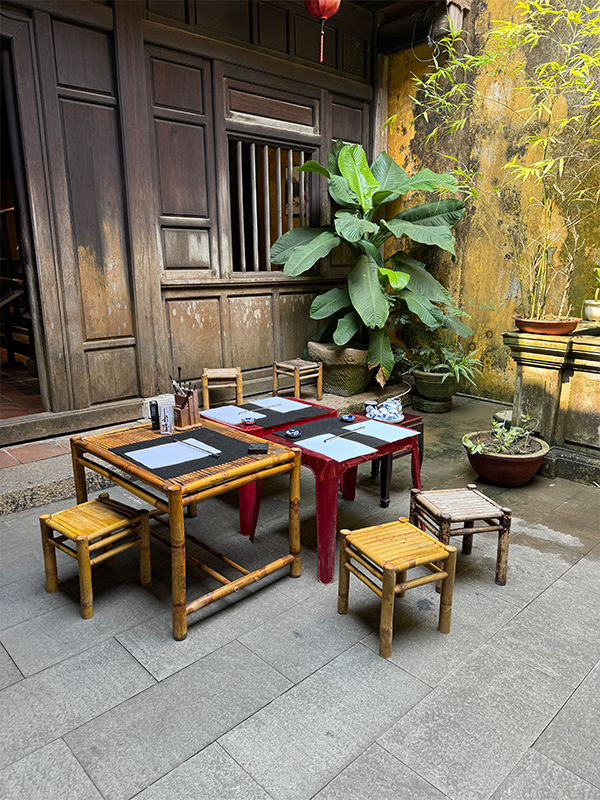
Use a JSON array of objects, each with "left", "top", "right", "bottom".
[
  {"left": 202, "top": 367, "right": 243, "bottom": 409},
  {"left": 338, "top": 517, "right": 457, "bottom": 658},
  {"left": 409, "top": 484, "right": 511, "bottom": 586},
  {"left": 40, "top": 493, "right": 152, "bottom": 619},
  {"left": 273, "top": 359, "right": 323, "bottom": 400}
]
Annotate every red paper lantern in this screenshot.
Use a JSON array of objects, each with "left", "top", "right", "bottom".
[{"left": 305, "top": 0, "right": 341, "bottom": 63}]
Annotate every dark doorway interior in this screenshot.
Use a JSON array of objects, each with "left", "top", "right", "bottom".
[{"left": 1, "top": 45, "right": 43, "bottom": 419}]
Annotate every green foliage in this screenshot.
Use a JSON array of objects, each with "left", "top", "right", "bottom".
[
  {"left": 593, "top": 265, "right": 600, "bottom": 302},
  {"left": 399, "top": 0, "right": 600, "bottom": 320},
  {"left": 269, "top": 141, "right": 466, "bottom": 385},
  {"left": 465, "top": 414, "right": 539, "bottom": 455}
]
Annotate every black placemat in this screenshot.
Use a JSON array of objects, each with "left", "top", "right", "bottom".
[
  {"left": 111, "top": 428, "right": 258, "bottom": 481},
  {"left": 272, "top": 417, "right": 409, "bottom": 449},
  {"left": 242, "top": 402, "right": 329, "bottom": 428}
]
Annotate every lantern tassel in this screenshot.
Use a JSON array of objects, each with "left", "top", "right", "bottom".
[{"left": 320, "top": 18, "right": 325, "bottom": 63}]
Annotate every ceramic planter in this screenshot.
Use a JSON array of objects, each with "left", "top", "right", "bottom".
[
  {"left": 462, "top": 431, "right": 550, "bottom": 487},
  {"left": 584, "top": 300, "right": 600, "bottom": 322},
  {"left": 413, "top": 370, "right": 460, "bottom": 402},
  {"left": 512, "top": 315, "right": 580, "bottom": 335},
  {"left": 307, "top": 341, "right": 373, "bottom": 396}
]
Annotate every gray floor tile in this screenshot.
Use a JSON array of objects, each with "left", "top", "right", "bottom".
[
  {"left": 0, "top": 639, "right": 155, "bottom": 770},
  {"left": 534, "top": 663, "right": 600, "bottom": 789},
  {"left": 490, "top": 750, "right": 600, "bottom": 800},
  {"left": 219, "top": 644, "right": 431, "bottom": 800},
  {"left": 1, "top": 578, "right": 170, "bottom": 676},
  {"left": 239, "top": 581, "right": 379, "bottom": 683},
  {"left": 65, "top": 640, "right": 292, "bottom": 800},
  {"left": 512, "top": 519, "right": 600, "bottom": 557},
  {"left": 0, "top": 574, "right": 76, "bottom": 633},
  {"left": 561, "top": 543, "right": 600, "bottom": 595},
  {"left": 134, "top": 742, "right": 271, "bottom": 800},
  {"left": 0, "top": 739, "right": 103, "bottom": 800},
  {"left": 377, "top": 645, "right": 573, "bottom": 800},
  {"left": 312, "top": 743, "right": 448, "bottom": 800},
  {"left": 0, "top": 644, "right": 22, "bottom": 690},
  {"left": 117, "top": 581, "right": 296, "bottom": 680}
]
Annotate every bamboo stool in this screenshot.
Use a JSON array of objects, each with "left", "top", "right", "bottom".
[
  {"left": 201, "top": 367, "right": 243, "bottom": 409},
  {"left": 338, "top": 517, "right": 457, "bottom": 658},
  {"left": 40, "top": 493, "right": 152, "bottom": 619},
  {"left": 273, "top": 359, "right": 323, "bottom": 400},
  {"left": 409, "top": 484, "right": 511, "bottom": 586}
]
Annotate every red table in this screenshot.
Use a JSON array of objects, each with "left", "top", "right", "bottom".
[{"left": 264, "top": 414, "right": 422, "bottom": 583}]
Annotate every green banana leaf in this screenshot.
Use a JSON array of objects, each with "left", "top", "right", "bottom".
[
  {"left": 298, "top": 160, "right": 330, "bottom": 178},
  {"left": 400, "top": 289, "right": 446, "bottom": 327},
  {"left": 334, "top": 210, "right": 379, "bottom": 242},
  {"left": 393, "top": 199, "right": 465, "bottom": 228},
  {"left": 348, "top": 254, "right": 389, "bottom": 329},
  {"left": 389, "top": 253, "right": 453, "bottom": 303},
  {"left": 333, "top": 311, "right": 362, "bottom": 345},
  {"left": 270, "top": 226, "right": 332, "bottom": 264},
  {"left": 356, "top": 239, "right": 384, "bottom": 267},
  {"left": 338, "top": 144, "right": 380, "bottom": 213},
  {"left": 283, "top": 231, "right": 340, "bottom": 276},
  {"left": 368, "top": 328, "right": 395, "bottom": 383},
  {"left": 371, "top": 152, "right": 412, "bottom": 206},
  {"left": 381, "top": 217, "right": 456, "bottom": 256},
  {"left": 403, "top": 168, "right": 460, "bottom": 194},
  {"left": 310, "top": 287, "right": 351, "bottom": 319},
  {"left": 328, "top": 174, "right": 361, "bottom": 208},
  {"left": 378, "top": 267, "right": 410, "bottom": 290}
]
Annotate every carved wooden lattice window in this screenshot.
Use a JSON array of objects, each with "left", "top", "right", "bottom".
[{"left": 229, "top": 139, "right": 313, "bottom": 272}]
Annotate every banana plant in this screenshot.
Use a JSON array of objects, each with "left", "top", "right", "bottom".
[{"left": 270, "top": 141, "right": 469, "bottom": 386}]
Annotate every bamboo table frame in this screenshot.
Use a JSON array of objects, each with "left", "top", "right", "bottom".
[{"left": 70, "top": 421, "right": 302, "bottom": 640}]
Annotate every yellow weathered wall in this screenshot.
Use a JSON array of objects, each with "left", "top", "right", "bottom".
[{"left": 386, "top": 2, "right": 600, "bottom": 402}]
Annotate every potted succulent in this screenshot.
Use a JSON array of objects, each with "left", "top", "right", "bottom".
[
  {"left": 404, "top": 0, "right": 600, "bottom": 334},
  {"left": 463, "top": 414, "right": 549, "bottom": 487},
  {"left": 269, "top": 141, "right": 467, "bottom": 395},
  {"left": 584, "top": 265, "right": 600, "bottom": 323}
]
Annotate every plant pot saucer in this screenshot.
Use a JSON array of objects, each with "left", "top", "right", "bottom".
[
  {"left": 512, "top": 315, "right": 580, "bottom": 335},
  {"left": 412, "top": 395, "right": 453, "bottom": 413}
]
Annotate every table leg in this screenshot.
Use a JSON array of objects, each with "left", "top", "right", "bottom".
[
  {"left": 168, "top": 486, "right": 187, "bottom": 641},
  {"left": 71, "top": 441, "right": 88, "bottom": 504},
  {"left": 315, "top": 476, "right": 339, "bottom": 584},
  {"left": 379, "top": 453, "right": 393, "bottom": 508},
  {"left": 411, "top": 441, "right": 422, "bottom": 490},
  {"left": 289, "top": 450, "right": 301, "bottom": 577},
  {"left": 340, "top": 466, "right": 358, "bottom": 501},
  {"left": 239, "top": 480, "right": 263, "bottom": 542}
]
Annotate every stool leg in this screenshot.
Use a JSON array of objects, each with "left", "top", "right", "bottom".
[
  {"left": 236, "top": 372, "right": 243, "bottom": 405},
  {"left": 379, "top": 563, "right": 396, "bottom": 658},
  {"left": 436, "top": 512, "right": 452, "bottom": 592},
  {"left": 139, "top": 510, "right": 152, "bottom": 589},
  {"left": 396, "top": 570, "right": 407, "bottom": 598},
  {"left": 98, "top": 493, "right": 114, "bottom": 566},
  {"left": 316, "top": 363, "right": 322, "bottom": 401},
  {"left": 294, "top": 368, "right": 301, "bottom": 398},
  {"left": 438, "top": 546, "right": 456, "bottom": 634},
  {"left": 338, "top": 531, "right": 351, "bottom": 614},
  {"left": 273, "top": 363, "right": 279, "bottom": 396},
  {"left": 202, "top": 375, "right": 209, "bottom": 410},
  {"left": 187, "top": 501, "right": 197, "bottom": 518},
  {"left": 40, "top": 516, "right": 59, "bottom": 594},
  {"left": 76, "top": 538, "right": 94, "bottom": 619},
  {"left": 495, "top": 508, "right": 511, "bottom": 585},
  {"left": 409, "top": 488, "right": 420, "bottom": 527},
  {"left": 462, "top": 519, "right": 474, "bottom": 555}
]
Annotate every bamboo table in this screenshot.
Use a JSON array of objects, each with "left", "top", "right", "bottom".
[{"left": 70, "top": 420, "right": 301, "bottom": 640}]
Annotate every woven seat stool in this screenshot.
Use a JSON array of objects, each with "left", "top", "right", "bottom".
[
  {"left": 201, "top": 367, "right": 243, "bottom": 409},
  {"left": 409, "top": 484, "right": 511, "bottom": 586},
  {"left": 40, "top": 493, "right": 151, "bottom": 619},
  {"left": 273, "top": 359, "right": 322, "bottom": 400},
  {"left": 338, "top": 517, "right": 457, "bottom": 658}
]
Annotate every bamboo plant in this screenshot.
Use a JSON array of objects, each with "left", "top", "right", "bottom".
[{"left": 269, "top": 141, "right": 468, "bottom": 385}]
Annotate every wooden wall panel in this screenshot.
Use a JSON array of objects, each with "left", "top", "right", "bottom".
[
  {"left": 156, "top": 120, "right": 207, "bottom": 217},
  {"left": 332, "top": 101, "right": 364, "bottom": 144},
  {"left": 280, "top": 292, "right": 319, "bottom": 360},
  {"left": 257, "top": 2, "right": 287, "bottom": 53},
  {"left": 61, "top": 100, "right": 134, "bottom": 341},
  {"left": 341, "top": 32, "right": 366, "bottom": 79},
  {"left": 52, "top": 20, "right": 113, "bottom": 93},
  {"left": 86, "top": 347, "right": 139, "bottom": 403},
  {"left": 194, "top": 1, "right": 251, "bottom": 42},
  {"left": 163, "top": 229, "right": 211, "bottom": 269},
  {"left": 229, "top": 295, "right": 274, "bottom": 370},
  {"left": 293, "top": 15, "right": 336, "bottom": 68},
  {"left": 147, "top": 0, "right": 186, "bottom": 22},
  {"left": 167, "top": 297, "right": 223, "bottom": 376},
  {"left": 151, "top": 57, "right": 204, "bottom": 113}
]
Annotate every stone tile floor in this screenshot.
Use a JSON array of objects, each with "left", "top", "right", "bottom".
[{"left": 0, "top": 396, "right": 599, "bottom": 799}]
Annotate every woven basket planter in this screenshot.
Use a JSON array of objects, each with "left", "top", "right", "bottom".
[{"left": 307, "top": 341, "right": 373, "bottom": 397}]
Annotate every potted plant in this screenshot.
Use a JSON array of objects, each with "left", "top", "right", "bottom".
[
  {"left": 584, "top": 265, "right": 600, "bottom": 322},
  {"left": 269, "top": 141, "right": 467, "bottom": 395},
  {"left": 404, "top": 341, "right": 483, "bottom": 403},
  {"left": 463, "top": 414, "right": 549, "bottom": 487},
  {"left": 403, "top": 0, "right": 600, "bottom": 334}
]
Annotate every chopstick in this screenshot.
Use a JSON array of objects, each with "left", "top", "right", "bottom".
[{"left": 324, "top": 426, "right": 365, "bottom": 442}]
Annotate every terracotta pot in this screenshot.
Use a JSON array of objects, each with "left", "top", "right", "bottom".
[
  {"left": 462, "top": 431, "right": 550, "bottom": 487},
  {"left": 413, "top": 370, "right": 459, "bottom": 402},
  {"left": 584, "top": 300, "right": 600, "bottom": 322},
  {"left": 512, "top": 315, "right": 580, "bottom": 335}
]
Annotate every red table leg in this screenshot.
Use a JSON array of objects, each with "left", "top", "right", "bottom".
[
  {"left": 315, "top": 476, "right": 339, "bottom": 584},
  {"left": 239, "top": 480, "right": 263, "bottom": 542},
  {"left": 411, "top": 441, "right": 422, "bottom": 490},
  {"left": 340, "top": 466, "right": 358, "bottom": 501}
]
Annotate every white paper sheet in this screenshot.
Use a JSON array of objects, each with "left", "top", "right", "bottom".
[
  {"left": 248, "top": 397, "right": 306, "bottom": 413},
  {"left": 297, "top": 434, "right": 377, "bottom": 462},
  {"left": 125, "top": 438, "right": 221, "bottom": 469},
  {"left": 200, "top": 406, "right": 265, "bottom": 424},
  {"left": 343, "top": 420, "right": 416, "bottom": 444}
]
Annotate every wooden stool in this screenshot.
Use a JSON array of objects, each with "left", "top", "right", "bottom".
[
  {"left": 40, "top": 493, "right": 152, "bottom": 619},
  {"left": 409, "top": 484, "right": 511, "bottom": 586},
  {"left": 273, "top": 359, "right": 323, "bottom": 400},
  {"left": 201, "top": 367, "right": 243, "bottom": 409},
  {"left": 338, "top": 517, "right": 457, "bottom": 658}
]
